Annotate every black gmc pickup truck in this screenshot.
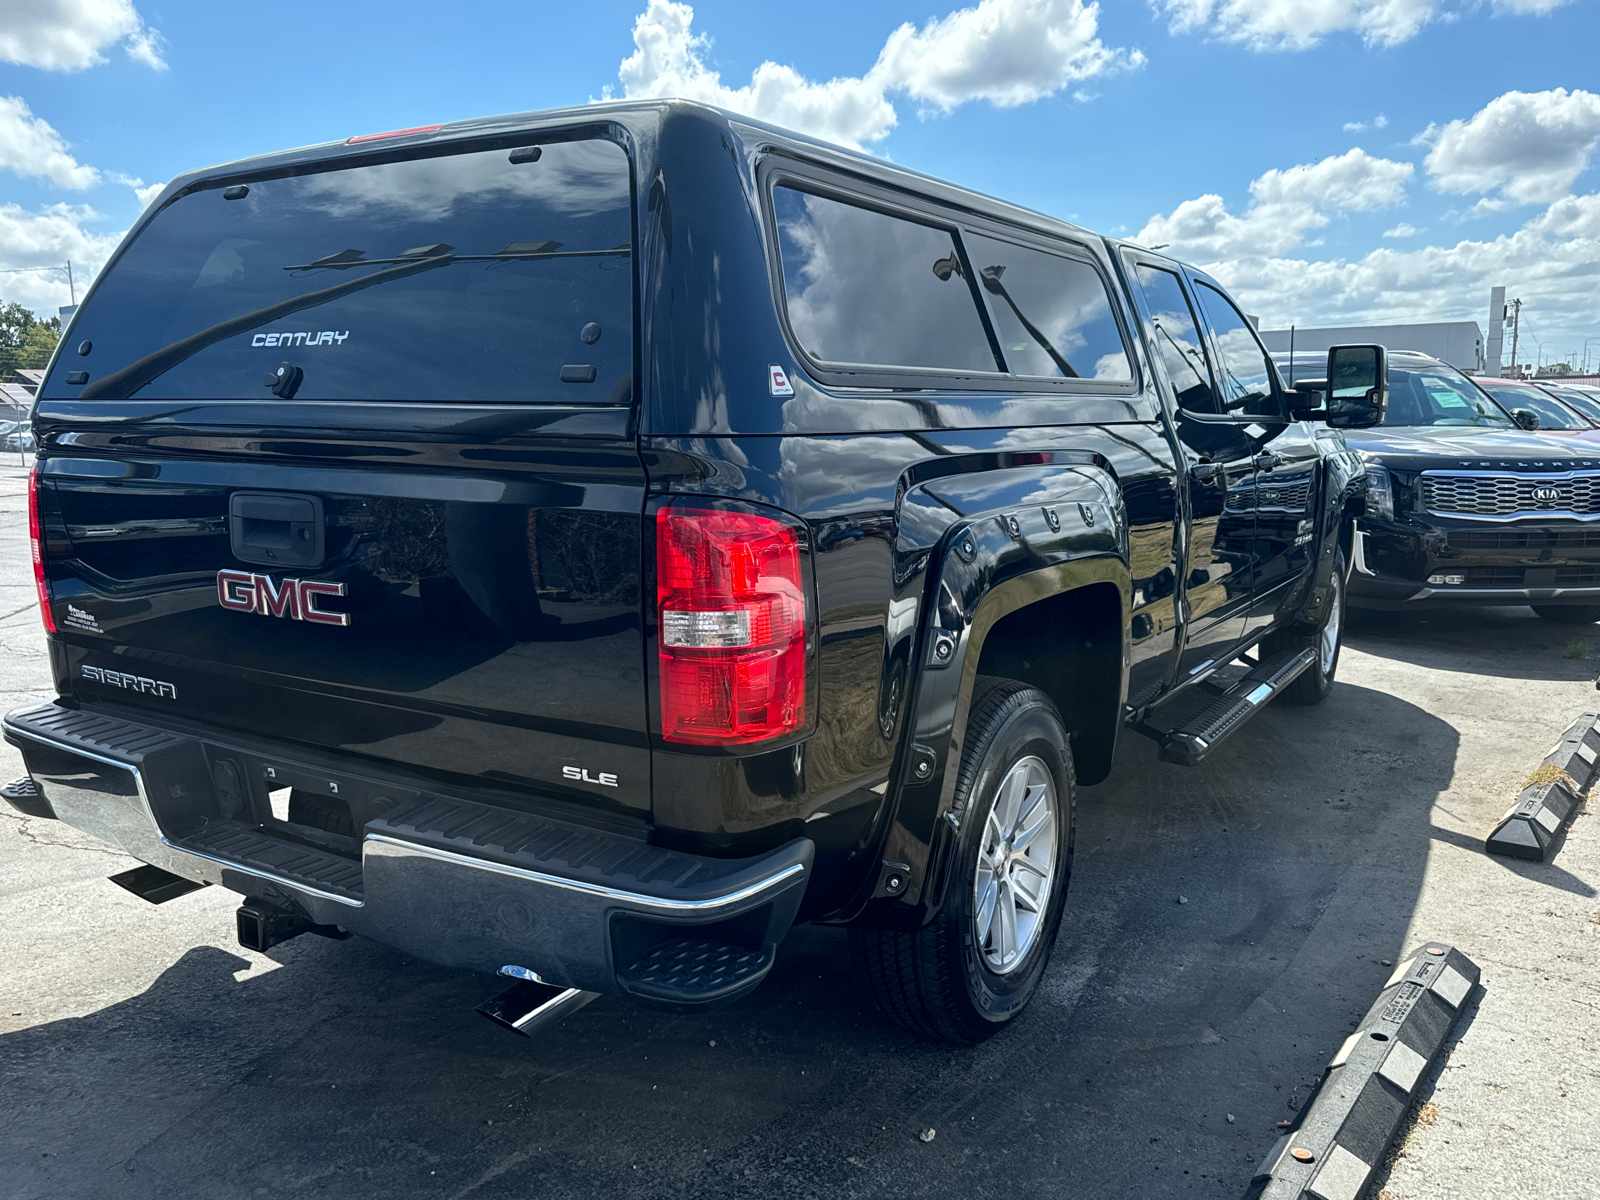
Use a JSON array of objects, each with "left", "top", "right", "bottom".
[{"left": 6, "top": 101, "right": 1374, "bottom": 1043}]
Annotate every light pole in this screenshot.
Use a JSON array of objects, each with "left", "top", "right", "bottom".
[
  {"left": 1583, "top": 338, "right": 1600, "bottom": 374},
  {"left": 0, "top": 262, "right": 76, "bottom": 305}
]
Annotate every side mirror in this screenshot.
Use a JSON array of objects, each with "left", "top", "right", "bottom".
[
  {"left": 1512, "top": 408, "right": 1540, "bottom": 431},
  {"left": 1288, "top": 378, "right": 1327, "bottom": 421},
  {"left": 1325, "top": 344, "right": 1388, "bottom": 429}
]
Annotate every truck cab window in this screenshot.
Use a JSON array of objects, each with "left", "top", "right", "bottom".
[
  {"left": 1193, "top": 282, "right": 1280, "bottom": 419},
  {"left": 1133, "top": 265, "right": 1219, "bottom": 415},
  {"left": 772, "top": 186, "right": 1000, "bottom": 374}
]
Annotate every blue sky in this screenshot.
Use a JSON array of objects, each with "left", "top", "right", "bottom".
[{"left": 3, "top": 1, "right": 1598, "bottom": 369}]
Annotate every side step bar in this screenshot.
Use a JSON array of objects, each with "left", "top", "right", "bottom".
[{"left": 1146, "top": 647, "right": 1318, "bottom": 766}]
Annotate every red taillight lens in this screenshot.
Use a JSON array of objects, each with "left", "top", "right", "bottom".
[
  {"left": 28, "top": 465, "right": 55, "bottom": 634},
  {"left": 656, "top": 505, "right": 807, "bottom": 745}
]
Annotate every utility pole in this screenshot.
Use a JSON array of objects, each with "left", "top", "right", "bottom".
[
  {"left": 1507, "top": 298, "right": 1522, "bottom": 378},
  {"left": 66, "top": 261, "right": 74, "bottom": 307}
]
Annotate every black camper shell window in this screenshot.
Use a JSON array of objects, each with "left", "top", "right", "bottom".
[
  {"left": 763, "top": 164, "right": 1136, "bottom": 396},
  {"left": 45, "top": 129, "right": 636, "bottom": 405}
]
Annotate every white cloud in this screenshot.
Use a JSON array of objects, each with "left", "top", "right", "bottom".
[
  {"left": 0, "top": 202, "right": 123, "bottom": 310},
  {"left": 1212, "top": 215, "right": 1599, "bottom": 356},
  {"left": 1527, "top": 191, "right": 1600, "bottom": 239},
  {"left": 0, "top": 0, "right": 166, "bottom": 71},
  {"left": 1134, "top": 148, "right": 1413, "bottom": 259},
  {"left": 617, "top": 1, "right": 897, "bottom": 148},
  {"left": 0, "top": 95, "right": 98, "bottom": 188},
  {"left": 615, "top": 0, "right": 1139, "bottom": 150},
  {"left": 1344, "top": 114, "right": 1389, "bottom": 132},
  {"left": 874, "top": 0, "right": 1144, "bottom": 111},
  {"left": 109, "top": 170, "right": 163, "bottom": 206},
  {"left": 1422, "top": 87, "right": 1600, "bottom": 205},
  {"left": 1383, "top": 222, "right": 1417, "bottom": 237},
  {"left": 1155, "top": 0, "right": 1573, "bottom": 51}
]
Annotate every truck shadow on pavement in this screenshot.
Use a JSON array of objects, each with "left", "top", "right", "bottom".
[{"left": 0, "top": 683, "right": 1461, "bottom": 1200}]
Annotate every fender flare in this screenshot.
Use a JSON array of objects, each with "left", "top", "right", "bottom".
[{"left": 851, "top": 463, "right": 1133, "bottom": 930}]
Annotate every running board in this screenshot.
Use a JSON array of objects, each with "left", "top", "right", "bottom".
[{"left": 1144, "top": 647, "right": 1317, "bottom": 766}]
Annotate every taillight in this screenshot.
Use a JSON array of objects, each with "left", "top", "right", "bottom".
[
  {"left": 28, "top": 465, "right": 54, "bottom": 634},
  {"left": 656, "top": 504, "right": 807, "bottom": 745}
]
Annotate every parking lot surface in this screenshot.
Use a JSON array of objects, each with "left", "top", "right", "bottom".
[{"left": 1, "top": 463, "right": 1596, "bottom": 1200}]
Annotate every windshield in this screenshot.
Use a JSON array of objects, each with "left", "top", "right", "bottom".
[
  {"left": 1543, "top": 386, "right": 1600, "bottom": 423},
  {"left": 45, "top": 137, "right": 634, "bottom": 404},
  {"left": 1381, "top": 362, "right": 1514, "bottom": 428},
  {"left": 1480, "top": 384, "right": 1590, "bottom": 430}
]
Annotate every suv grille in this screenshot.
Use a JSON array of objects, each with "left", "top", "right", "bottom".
[
  {"left": 1448, "top": 529, "right": 1600, "bottom": 550},
  {"left": 1421, "top": 472, "right": 1600, "bottom": 517}
]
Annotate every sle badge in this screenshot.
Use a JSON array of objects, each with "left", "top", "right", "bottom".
[{"left": 768, "top": 364, "right": 795, "bottom": 397}]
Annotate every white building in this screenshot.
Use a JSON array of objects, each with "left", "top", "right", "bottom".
[{"left": 1258, "top": 321, "right": 1484, "bottom": 372}]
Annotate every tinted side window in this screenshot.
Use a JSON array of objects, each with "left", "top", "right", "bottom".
[
  {"left": 50, "top": 138, "right": 634, "bottom": 403},
  {"left": 1133, "top": 265, "right": 1219, "bottom": 414},
  {"left": 772, "top": 186, "right": 999, "bottom": 374},
  {"left": 1193, "top": 282, "right": 1278, "bottom": 417},
  {"left": 962, "top": 232, "right": 1130, "bottom": 382}
]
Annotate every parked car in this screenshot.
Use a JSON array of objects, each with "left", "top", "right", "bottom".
[
  {"left": 1537, "top": 381, "right": 1600, "bottom": 425},
  {"left": 1276, "top": 350, "right": 1600, "bottom": 624},
  {"left": 1474, "top": 376, "right": 1598, "bottom": 432},
  {"left": 6, "top": 101, "right": 1373, "bottom": 1044}
]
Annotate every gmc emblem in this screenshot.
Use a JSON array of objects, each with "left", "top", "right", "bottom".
[{"left": 216, "top": 570, "right": 350, "bottom": 626}]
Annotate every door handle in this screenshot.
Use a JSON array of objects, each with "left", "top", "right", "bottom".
[
  {"left": 229, "top": 491, "right": 326, "bottom": 568},
  {"left": 1253, "top": 452, "right": 1280, "bottom": 472},
  {"left": 1189, "top": 461, "right": 1223, "bottom": 482}
]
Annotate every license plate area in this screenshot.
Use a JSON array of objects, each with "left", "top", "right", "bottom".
[{"left": 201, "top": 746, "right": 419, "bottom": 860}]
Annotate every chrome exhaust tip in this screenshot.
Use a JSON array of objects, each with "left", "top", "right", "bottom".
[{"left": 477, "top": 967, "right": 599, "bottom": 1037}]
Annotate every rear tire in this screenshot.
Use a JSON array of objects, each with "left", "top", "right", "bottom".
[
  {"left": 850, "top": 677, "right": 1075, "bottom": 1043},
  {"left": 1532, "top": 605, "right": 1600, "bottom": 625},
  {"left": 1263, "top": 546, "right": 1348, "bottom": 706}
]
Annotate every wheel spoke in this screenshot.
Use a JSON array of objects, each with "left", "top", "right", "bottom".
[
  {"left": 998, "top": 885, "right": 1018, "bottom": 964},
  {"left": 996, "top": 768, "right": 1025, "bottom": 833},
  {"left": 1012, "top": 803, "right": 1053, "bottom": 853},
  {"left": 1011, "top": 851, "right": 1050, "bottom": 879},
  {"left": 1011, "top": 876, "right": 1041, "bottom": 914},
  {"left": 976, "top": 878, "right": 999, "bottom": 943}
]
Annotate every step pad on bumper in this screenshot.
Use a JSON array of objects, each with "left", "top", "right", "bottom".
[
  {"left": 617, "top": 938, "right": 775, "bottom": 1006},
  {"left": 6, "top": 703, "right": 190, "bottom": 764},
  {"left": 180, "top": 821, "right": 364, "bottom": 902},
  {"left": 373, "top": 794, "right": 783, "bottom": 904}
]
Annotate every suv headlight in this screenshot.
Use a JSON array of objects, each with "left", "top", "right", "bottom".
[{"left": 1364, "top": 464, "right": 1395, "bottom": 521}]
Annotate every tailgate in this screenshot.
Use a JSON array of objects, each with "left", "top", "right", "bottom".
[{"left": 33, "top": 129, "right": 652, "bottom": 816}]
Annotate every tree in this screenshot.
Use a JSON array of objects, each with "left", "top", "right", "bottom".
[{"left": 0, "top": 301, "right": 60, "bottom": 378}]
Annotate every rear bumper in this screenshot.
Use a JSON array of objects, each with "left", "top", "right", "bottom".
[{"left": 3, "top": 701, "right": 812, "bottom": 1002}]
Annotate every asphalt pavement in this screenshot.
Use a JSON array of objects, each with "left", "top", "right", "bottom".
[{"left": 1, "top": 461, "right": 1596, "bottom": 1200}]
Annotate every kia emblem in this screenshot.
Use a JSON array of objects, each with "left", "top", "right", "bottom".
[{"left": 1531, "top": 485, "right": 1562, "bottom": 505}]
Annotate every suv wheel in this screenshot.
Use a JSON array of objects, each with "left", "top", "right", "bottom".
[
  {"left": 1264, "top": 545, "right": 1348, "bottom": 706},
  {"left": 1531, "top": 605, "right": 1600, "bottom": 625},
  {"left": 850, "top": 677, "right": 1075, "bottom": 1043}
]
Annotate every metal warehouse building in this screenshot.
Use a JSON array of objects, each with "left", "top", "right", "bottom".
[{"left": 1258, "top": 321, "right": 1485, "bottom": 372}]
